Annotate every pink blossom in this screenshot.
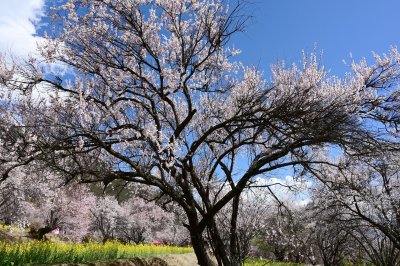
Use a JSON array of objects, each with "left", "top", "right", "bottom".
[{"left": 152, "top": 239, "right": 163, "bottom": 245}]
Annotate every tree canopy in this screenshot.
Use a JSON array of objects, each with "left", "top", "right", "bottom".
[{"left": 1, "top": 1, "right": 400, "bottom": 265}]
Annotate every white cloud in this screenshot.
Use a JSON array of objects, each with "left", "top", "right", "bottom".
[
  {"left": 0, "top": 1, "right": 73, "bottom": 101},
  {"left": 0, "top": 0, "right": 46, "bottom": 58},
  {"left": 249, "top": 176, "right": 312, "bottom": 208}
]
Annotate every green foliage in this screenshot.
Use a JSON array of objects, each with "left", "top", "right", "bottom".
[{"left": 0, "top": 240, "right": 193, "bottom": 265}]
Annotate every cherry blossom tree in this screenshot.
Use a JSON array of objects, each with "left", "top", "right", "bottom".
[
  {"left": 90, "top": 196, "right": 124, "bottom": 243},
  {"left": 0, "top": 165, "right": 96, "bottom": 241},
  {"left": 212, "top": 177, "right": 311, "bottom": 264},
  {"left": 90, "top": 195, "right": 187, "bottom": 244},
  {"left": 261, "top": 207, "right": 315, "bottom": 264},
  {"left": 0, "top": 169, "right": 31, "bottom": 224},
  {"left": 356, "top": 228, "right": 400, "bottom": 266},
  {"left": 211, "top": 186, "right": 269, "bottom": 263},
  {"left": 306, "top": 201, "right": 359, "bottom": 266},
  {"left": 1, "top": 0, "right": 400, "bottom": 265},
  {"left": 120, "top": 197, "right": 182, "bottom": 244},
  {"left": 308, "top": 153, "right": 400, "bottom": 250},
  {"left": 33, "top": 180, "right": 96, "bottom": 241}
]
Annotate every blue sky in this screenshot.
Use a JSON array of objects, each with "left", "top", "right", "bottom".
[
  {"left": 0, "top": 0, "right": 399, "bottom": 77},
  {"left": 232, "top": 0, "right": 400, "bottom": 77}
]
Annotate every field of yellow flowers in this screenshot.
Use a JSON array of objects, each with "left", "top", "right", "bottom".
[{"left": 0, "top": 240, "right": 193, "bottom": 265}]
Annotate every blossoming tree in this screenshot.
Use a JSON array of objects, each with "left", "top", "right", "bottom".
[
  {"left": 309, "top": 153, "right": 400, "bottom": 251},
  {"left": 1, "top": 0, "right": 400, "bottom": 265},
  {"left": 0, "top": 166, "right": 96, "bottom": 241},
  {"left": 90, "top": 195, "right": 183, "bottom": 244}
]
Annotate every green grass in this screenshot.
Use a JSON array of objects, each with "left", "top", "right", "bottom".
[
  {"left": 0, "top": 240, "right": 193, "bottom": 265},
  {"left": 244, "top": 258, "right": 305, "bottom": 266}
]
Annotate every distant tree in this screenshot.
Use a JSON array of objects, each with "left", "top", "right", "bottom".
[
  {"left": 35, "top": 181, "right": 96, "bottom": 242},
  {"left": 90, "top": 196, "right": 123, "bottom": 243},
  {"left": 308, "top": 198, "right": 400, "bottom": 266},
  {"left": 211, "top": 185, "right": 269, "bottom": 263},
  {"left": 307, "top": 203, "right": 356, "bottom": 266},
  {"left": 0, "top": 165, "right": 96, "bottom": 241},
  {"left": 0, "top": 169, "right": 28, "bottom": 224},
  {"left": 309, "top": 153, "right": 400, "bottom": 250},
  {"left": 353, "top": 226, "right": 400, "bottom": 266},
  {"left": 260, "top": 207, "right": 314, "bottom": 264},
  {"left": 1, "top": 0, "right": 400, "bottom": 265},
  {"left": 118, "top": 197, "right": 177, "bottom": 244},
  {"left": 212, "top": 180, "right": 310, "bottom": 264},
  {"left": 90, "top": 195, "right": 183, "bottom": 244}
]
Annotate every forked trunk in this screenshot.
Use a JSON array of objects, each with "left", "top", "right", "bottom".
[
  {"left": 186, "top": 202, "right": 243, "bottom": 266},
  {"left": 207, "top": 220, "right": 232, "bottom": 266},
  {"left": 190, "top": 228, "right": 215, "bottom": 266},
  {"left": 187, "top": 212, "right": 215, "bottom": 266}
]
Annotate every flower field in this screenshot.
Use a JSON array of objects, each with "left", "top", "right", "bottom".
[{"left": 0, "top": 240, "right": 193, "bottom": 265}]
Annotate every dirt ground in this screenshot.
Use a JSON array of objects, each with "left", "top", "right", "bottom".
[
  {"left": 53, "top": 253, "right": 202, "bottom": 266},
  {"left": 156, "top": 253, "right": 200, "bottom": 266}
]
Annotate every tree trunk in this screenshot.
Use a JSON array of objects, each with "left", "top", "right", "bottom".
[
  {"left": 187, "top": 215, "right": 242, "bottom": 266},
  {"left": 190, "top": 229, "right": 215, "bottom": 266},
  {"left": 185, "top": 201, "right": 243, "bottom": 266},
  {"left": 30, "top": 226, "right": 53, "bottom": 240},
  {"left": 207, "top": 220, "right": 232, "bottom": 266},
  {"left": 187, "top": 213, "right": 215, "bottom": 266},
  {"left": 229, "top": 194, "right": 242, "bottom": 266},
  {"left": 274, "top": 248, "right": 286, "bottom": 262}
]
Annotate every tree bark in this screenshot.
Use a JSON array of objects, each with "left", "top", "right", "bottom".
[
  {"left": 229, "top": 194, "right": 242, "bottom": 266},
  {"left": 187, "top": 213, "right": 215, "bottom": 266},
  {"left": 186, "top": 200, "right": 243, "bottom": 266},
  {"left": 207, "top": 220, "right": 232, "bottom": 266},
  {"left": 190, "top": 231, "right": 215, "bottom": 266}
]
